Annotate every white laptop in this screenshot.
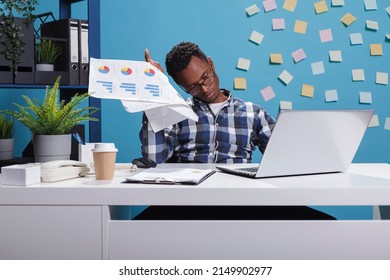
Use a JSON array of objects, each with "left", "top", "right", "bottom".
[{"left": 216, "top": 110, "right": 374, "bottom": 178}]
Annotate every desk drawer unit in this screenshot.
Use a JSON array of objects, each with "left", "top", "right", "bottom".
[
  {"left": 0, "top": 205, "right": 102, "bottom": 260},
  {"left": 108, "top": 220, "right": 390, "bottom": 260}
]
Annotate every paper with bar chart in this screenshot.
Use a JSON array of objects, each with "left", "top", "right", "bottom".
[{"left": 88, "top": 58, "right": 198, "bottom": 132}]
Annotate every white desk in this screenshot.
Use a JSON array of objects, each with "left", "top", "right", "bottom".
[{"left": 1, "top": 163, "right": 390, "bottom": 260}]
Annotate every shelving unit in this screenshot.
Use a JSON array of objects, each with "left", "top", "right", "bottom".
[{"left": 0, "top": 0, "right": 101, "bottom": 142}]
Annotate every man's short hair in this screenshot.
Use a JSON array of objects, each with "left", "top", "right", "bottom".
[{"left": 165, "top": 42, "right": 208, "bottom": 80}]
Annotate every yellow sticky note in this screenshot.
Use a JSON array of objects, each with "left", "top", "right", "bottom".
[
  {"left": 270, "top": 53, "right": 283, "bottom": 64},
  {"left": 283, "top": 0, "right": 297, "bottom": 12},
  {"left": 294, "top": 20, "right": 307, "bottom": 34},
  {"left": 234, "top": 78, "right": 247, "bottom": 90},
  {"left": 301, "top": 84, "right": 314, "bottom": 98},
  {"left": 314, "top": 1, "right": 328, "bottom": 14},
  {"left": 340, "top": 13, "right": 356, "bottom": 26},
  {"left": 370, "top": 44, "right": 383, "bottom": 56}
]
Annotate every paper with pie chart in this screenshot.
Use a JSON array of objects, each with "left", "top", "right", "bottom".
[{"left": 88, "top": 58, "right": 198, "bottom": 132}]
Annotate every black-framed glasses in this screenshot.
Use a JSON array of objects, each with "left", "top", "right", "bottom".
[{"left": 179, "top": 68, "right": 215, "bottom": 95}]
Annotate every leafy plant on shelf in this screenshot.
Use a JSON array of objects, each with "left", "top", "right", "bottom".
[
  {"left": 0, "top": 76, "right": 100, "bottom": 135},
  {"left": 0, "top": 113, "right": 13, "bottom": 139},
  {"left": 36, "top": 39, "right": 62, "bottom": 64},
  {"left": 0, "top": 0, "right": 39, "bottom": 73}
]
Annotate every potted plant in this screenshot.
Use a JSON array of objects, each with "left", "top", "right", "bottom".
[
  {"left": 0, "top": 113, "right": 14, "bottom": 160},
  {"left": 0, "top": 76, "right": 99, "bottom": 162},
  {"left": 0, "top": 0, "right": 39, "bottom": 79},
  {"left": 35, "top": 39, "right": 62, "bottom": 71}
]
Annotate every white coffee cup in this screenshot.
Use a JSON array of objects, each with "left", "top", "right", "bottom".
[{"left": 92, "top": 143, "right": 118, "bottom": 180}]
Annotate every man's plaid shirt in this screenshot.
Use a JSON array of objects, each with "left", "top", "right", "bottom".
[{"left": 139, "top": 90, "right": 275, "bottom": 163}]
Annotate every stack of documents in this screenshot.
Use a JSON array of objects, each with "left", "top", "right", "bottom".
[
  {"left": 124, "top": 168, "right": 215, "bottom": 185},
  {"left": 88, "top": 58, "right": 199, "bottom": 132}
]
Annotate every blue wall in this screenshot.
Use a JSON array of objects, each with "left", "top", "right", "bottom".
[
  {"left": 2, "top": 0, "right": 389, "bottom": 163},
  {"left": 98, "top": 0, "right": 390, "bottom": 164}
]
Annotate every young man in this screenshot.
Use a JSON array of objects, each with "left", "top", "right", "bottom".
[
  {"left": 134, "top": 42, "right": 334, "bottom": 220},
  {"left": 140, "top": 42, "right": 275, "bottom": 164}
]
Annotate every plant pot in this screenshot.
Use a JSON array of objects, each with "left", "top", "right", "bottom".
[
  {"left": 33, "top": 134, "right": 71, "bottom": 162},
  {"left": 0, "top": 138, "right": 14, "bottom": 160},
  {"left": 36, "top": 63, "right": 54, "bottom": 71}
]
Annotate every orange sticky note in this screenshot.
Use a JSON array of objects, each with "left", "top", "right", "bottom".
[
  {"left": 294, "top": 20, "right": 307, "bottom": 34},
  {"left": 234, "top": 78, "right": 247, "bottom": 90},
  {"left": 370, "top": 44, "right": 383, "bottom": 56},
  {"left": 314, "top": 1, "right": 328, "bottom": 14},
  {"left": 340, "top": 13, "right": 356, "bottom": 26},
  {"left": 270, "top": 53, "right": 283, "bottom": 64},
  {"left": 283, "top": 0, "right": 297, "bottom": 12},
  {"left": 301, "top": 84, "right": 314, "bottom": 98}
]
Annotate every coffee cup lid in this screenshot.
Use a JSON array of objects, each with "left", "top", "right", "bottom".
[{"left": 92, "top": 143, "right": 118, "bottom": 152}]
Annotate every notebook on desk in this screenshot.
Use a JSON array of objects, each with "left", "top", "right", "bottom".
[{"left": 216, "top": 110, "right": 374, "bottom": 178}]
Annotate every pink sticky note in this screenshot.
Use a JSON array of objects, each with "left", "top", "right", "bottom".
[
  {"left": 292, "top": 48, "right": 307, "bottom": 63},
  {"left": 260, "top": 86, "right": 276, "bottom": 101},
  {"left": 320, "top": 28, "right": 333, "bottom": 43},
  {"left": 263, "top": 0, "right": 277, "bottom": 12},
  {"left": 272, "top": 18, "right": 285, "bottom": 30}
]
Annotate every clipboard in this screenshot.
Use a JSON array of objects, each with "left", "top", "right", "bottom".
[{"left": 123, "top": 168, "right": 216, "bottom": 185}]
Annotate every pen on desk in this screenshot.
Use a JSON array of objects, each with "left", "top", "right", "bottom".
[{"left": 72, "top": 133, "right": 85, "bottom": 145}]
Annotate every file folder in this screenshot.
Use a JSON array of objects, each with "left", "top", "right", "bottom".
[
  {"left": 79, "top": 20, "right": 89, "bottom": 86},
  {"left": 41, "top": 18, "right": 80, "bottom": 85}
]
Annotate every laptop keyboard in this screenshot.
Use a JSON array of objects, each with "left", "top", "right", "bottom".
[{"left": 237, "top": 167, "right": 258, "bottom": 173}]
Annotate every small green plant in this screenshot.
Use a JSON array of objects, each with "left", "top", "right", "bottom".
[
  {"left": 36, "top": 39, "right": 62, "bottom": 64},
  {"left": 0, "top": 114, "right": 13, "bottom": 139},
  {"left": 0, "top": 0, "right": 39, "bottom": 73},
  {"left": 0, "top": 76, "right": 99, "bottom": 135}
]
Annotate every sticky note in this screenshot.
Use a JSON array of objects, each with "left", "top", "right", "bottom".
[
  {"left": 366, "top": 20, "right": 379, "bottom": 31},
  {"left": 314, "top": 1, "right": 328, "bottom": 14},
  {"left": 359, "top": 92, "right": 372, "bottom": 104},
  {"left": 331, "top": 0, "right": 344, "bottom": 6},
  {"left": 319, "top": 29, "right": 333, "bottom": 42},
  {"left": 370, "top": 44, "right": 383, "bottom": 56},
  {"left": 384, "top": 118, "right": 390, "bottom": 131},
  {"left": 368, "top": 114, "right": 379, "bottom": 127},
  {"left": 292, "top": 48, "right": 306, "bottom": 63},
  {"left": 260, "top": 86, "right": 276, "bottom": 101},
  {"left": 246, "top": 4, "right": 260, "bottom": 16},
  {"left": 376, "top": 72, "right": 388, "bottom": 85},
  {"left": 278, "top": 70, "right": 294, "bottom": 85},
  {"left": 301, "top": 84, "right": 314, "bottom": 98},
  {"left": 270, "top": 53, "right": 283, "bottom": 64},
  {"left": 329, "top": 50, "right": 342, "bottom": 62},
  {"left": 234, "top": 78, "right": 247, "bottom": 90},
  {"left": 272, "top": 18, "right": 285, "bottom": 30},
  {"left": 364, "top": 0, "right": 377, "bottom": 11},
  {"left": 294, "top": 20, "right": 307, "bottom": 34},
  {"left": 311, "top": 61, "right": 325, "bottom": 75},
  {"left": 352, "top": 69, "right": 365, "bottom": 81},
  {"left": 283, "top": 0, "right": 297, "bottom": 12},
  {"left": 280, "top": 100, "right": 293, "bottom": 110},
  {"left": 340, "top": 13, "right": 356, "bottom": 26},
  {"left": 325, "top": 89, "right": 338, "bottom": 102},
  {"left": 237, "top": 58, "right": 251, "bottom": 71},
  {"left": 263, "top": 0, "right": 277, "bottom": 12},
  {"left": 249, "top": 30, "right": 264, "bottom": 45},
  {"left": 350, "top": 33, "right": 363, "bottom": 45}
]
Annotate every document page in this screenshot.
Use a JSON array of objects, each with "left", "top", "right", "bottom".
[{"left": 125, "top": 168, "right": 215, "bottom": 185}]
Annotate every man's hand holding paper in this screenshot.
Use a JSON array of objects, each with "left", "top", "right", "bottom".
[{"left": 88, "top": 57, "right": 198, "bottom": 132}]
